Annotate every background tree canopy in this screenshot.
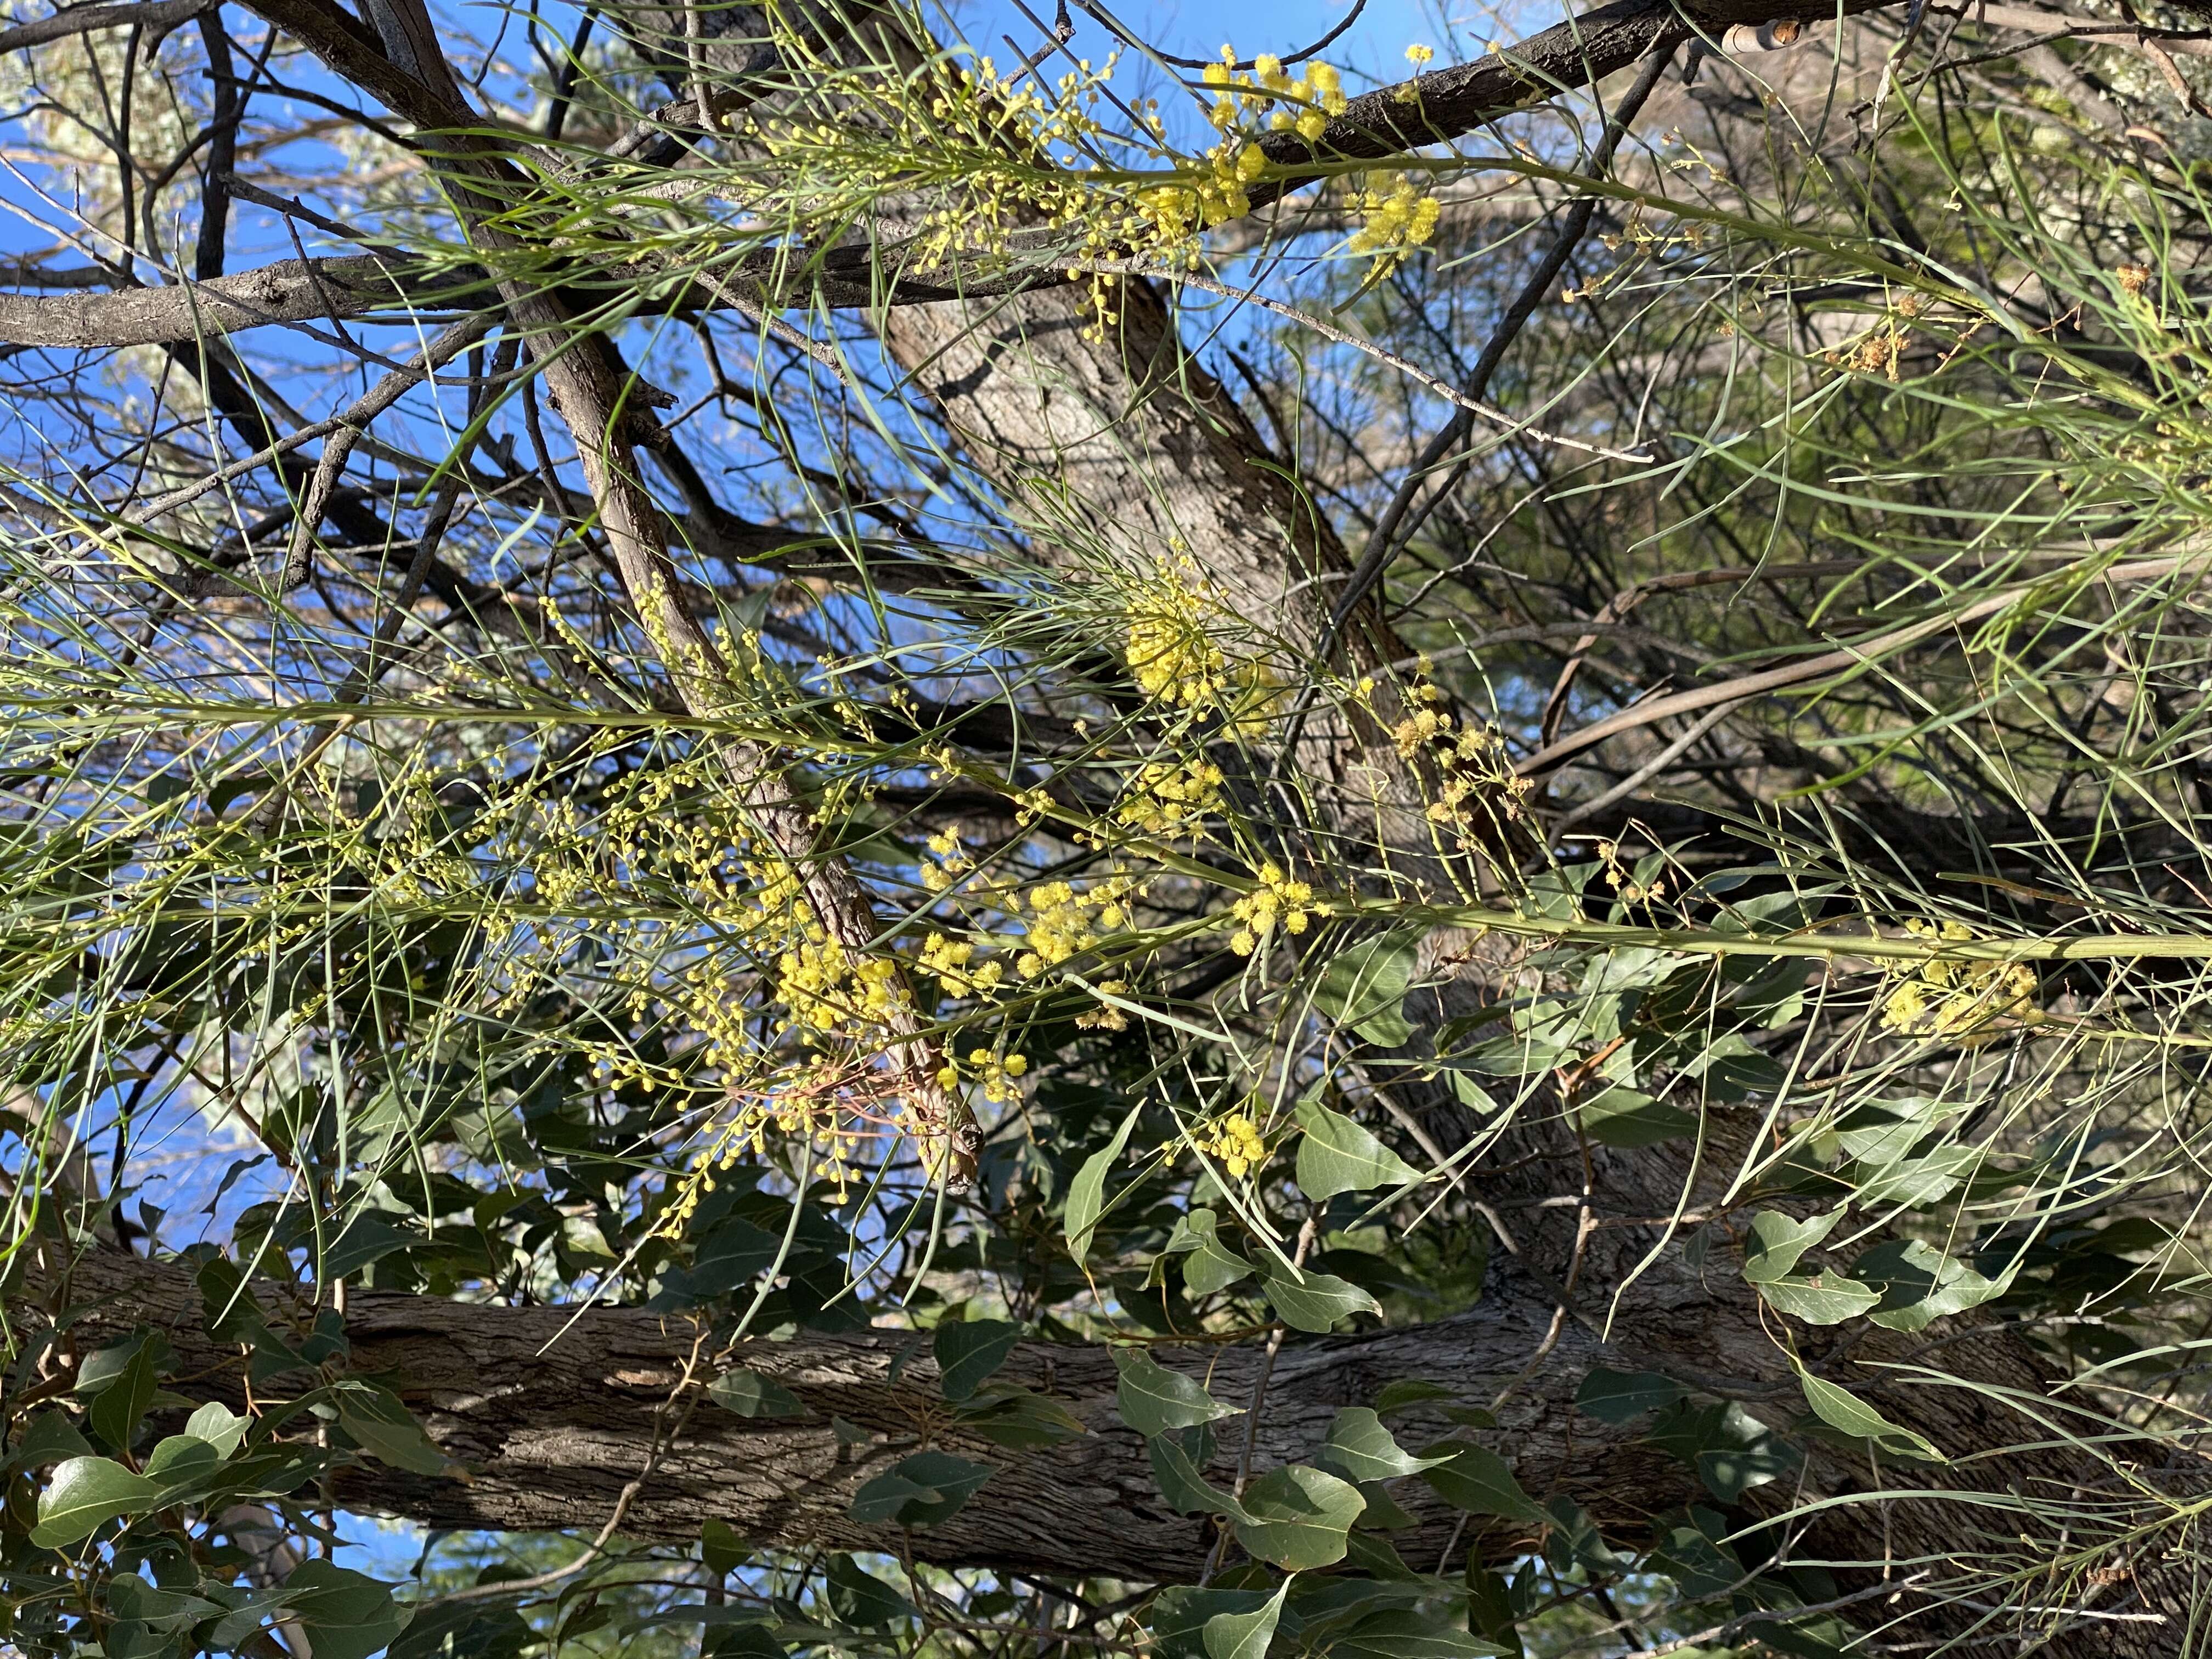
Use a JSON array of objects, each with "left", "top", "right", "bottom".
[{"left": 6, "top": 0, "right": 2212, "bottom": 1653}]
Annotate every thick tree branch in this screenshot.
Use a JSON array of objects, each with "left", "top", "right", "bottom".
[{"left": 32, "top": 1246, "right": 1662, "bottom": 1579}]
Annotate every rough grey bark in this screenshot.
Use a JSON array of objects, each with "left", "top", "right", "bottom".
[{"left": 27, "top": 1245, "right": 1674, "bottom": 1579}]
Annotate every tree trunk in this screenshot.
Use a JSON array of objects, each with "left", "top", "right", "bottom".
[{"left": 26, "top": 1246, "right": 1668, "bottom": 1578}]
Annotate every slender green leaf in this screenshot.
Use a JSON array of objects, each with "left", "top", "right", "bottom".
[{"left": 1066, "top": 1097, "right": 1144, "bottom": 1260}]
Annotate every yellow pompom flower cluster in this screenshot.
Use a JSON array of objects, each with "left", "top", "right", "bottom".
[
  {"left": 1349, "top": 173, "right": 1442, "bottom": 268},
  {"left": 1202, "top": 47, "right": 1348, "bottom": 140},
  {"left": 1124, "top": 568, "right": 1278, "bottom": 721},
  {"left": 936, "top": 1047, "right": 1030, "bottom": 1103},
  {"left": 1136, "top": 138, "right": 1268, "bottom": 238},
  {"left": 775, "top": 930, "right": 905, "bottom": 1036},
  {"left": 1230, "top": 862, "right": 1319, "bottom": 955},
  {"left": 1127, "top": 571, "right": 1234, "bottom": 710},
  {"left": 1130, "top": 46, "right": 1345, "bottom": 247},
  {"left": 921, "top": 829, "right": 975, "bottom": 893},
  {"left": 1015, "top": 873, "right": 1143, "bottom": 976},
  {"left": 1881, "top": 920, "right": 2039, "bottom": 1040},
  {"left": 1384, "top": 660, "right": 1533, "bottom": 834},
  {"left": 918, "top": 931, "right": 1006, "bottom": 998},
  {"left": 1195, "top": 1111, "right": 1269, "bottom": 1178},
  {"left": 1117, "top": 758, "right": 1226, "bottom": 838}
]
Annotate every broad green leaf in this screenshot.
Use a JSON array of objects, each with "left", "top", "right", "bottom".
[
  {"left": 195, "top": 1254, "right": 272, "bottom": 1346},
  {"left": 708, "top": 1367, "right": 808, "bottom": 1419},
  {"left": 184, "top": 1401, "right": 249, "bottom": 1458},
  {"left": 1293, "top": 1097, "right": 1421, "bottom": 1201},
  {"left": 1374, "top": 1380, "right": 1456, "bottom": 1417},
  {"left": 1420, "top": 1445, "right": 1542, "bottom": 1521},
  {"left": 336, "top": 1381, "right": 450, "bottom": 1475},
  {"left": 1575, "top": 1369, "right": 1686, "bottom": 1424},
  {"left": 1261, "top": 1267, "right": 1380, "bottom": 1333},
  {"left": 1313, "top": 928, "right": 1426, "bottom": 1047},
  {"left": 1203, "top": 1577, "right": 1290, "bottom": 1659},
  {"left": 1322, "top": 1408, "right": 1447, "bottom": 1482},
  {"left": 955, "top": 1386, "right": 1088, "bottom": 1449},
  {"left": 848, "top": 1450, "right": 994, "bottom": 1528},
  {"left": 1834, "top": 1097, "right": 1961, "bottom": 1167},
  {"left": 285, "top": 1560, "right": 409, "bottom": 1659},
  {"left": 1464, "top": 1559, "right": 1521, "bottom": 1654},
  {"left": 1577, "top": 1085, "right": 1697, "bottom": 1148},
  {"left": 1852, "top": 1238, "right": 2011, "bottom": 1333},
  {"left": 826, "top": 1554, "right": 914, "bottom": 1628},
  {"left": 321, "top": 1214, "right": 414, "bottom": 1279},
  {"left": 1149, "top": 1589, "right": 1286, "bottom": 1659},
  {"left": 1329, "top": 1610, "right": 1509, "bottom": 1658},
  {"left": 84, "top": 1335, "right": 159, "bottom": 1453},
  {"left": 1149, "top": 1431, "right": 1251, "bottom": 1521},
  {"left": 1755, "top": 1273, "right": 1881, "bottom": 1325},
  {"left": 700, "top": 1518, "right": 750, "bottom": 1577},
  {"left": 1741, "top": 1210, "right": 1843, "bottom": 1284},
  {"left": 142, "top": 1434, "right": 221, "bottom": 1496},
  {"left": 650, "top": 1215, "right": 780, "bottom": 1308},
  {"left": 1543, "top": 1494, "right": 1630, "bottom": 1576},
  {"left": 1066, "top": 1097, "right": 1144, "bottom": 1260},
  {"left": 108, "top": 1571, "right": 221, "bottom": 1631},
  {"left": 1114, "top": 1348, "right": 1238, "bottom": 1436},
  {"left": 847, "top": 1470, "right": 939, "bottom": 1526},
  {"left": 1854, "top": 1144, "right": 1979, "bottom": 1208},
  {"left": 1233, "top": 1463, "right": 1366, "bottom": 1569},
  {"left": 1795, "top": 1364, "right": 1945, "bottom": 1462},
  {"left": 3, "top": 1410, "right": 91, "bottom": 1472},
  {"left": 30, "top": 1455, "right": 161, "bottom": 1547},
  {"left": 1647, "top": 1400, "right": 1801, "bottom": 1502},
  {"left": 935, "top": 1319, "right": 1023, "bottom": 1402},
  {"left": 1651, "top": 1521, "right": 1745, "bottom": 1597},
  {"left": 1180, "top": 1210, "right": 1254, "bottom": 1296}
]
